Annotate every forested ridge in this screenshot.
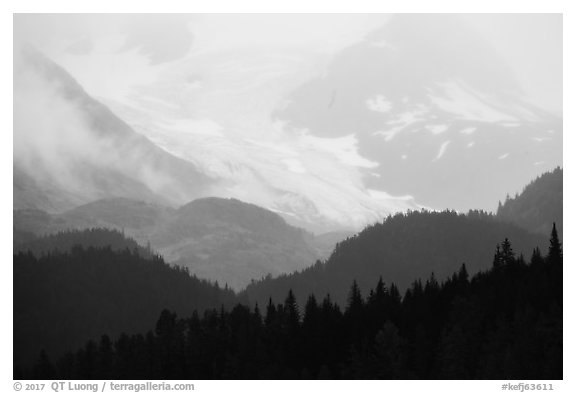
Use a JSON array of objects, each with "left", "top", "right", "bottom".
[
  {"left": 243, "top": 209, "right": 548, "bottom": 307},
  {"left": 14, "top": 234, "right": 238, "bottom": 369},
  {"left": 16, "top": 226, "right": 562, "bottom": 379},
  {"left": 497, "top": 167, "right": 562, "bottom": 238},
  {"left": 13, "top": 228, "right": 153, "bottom": 258}
]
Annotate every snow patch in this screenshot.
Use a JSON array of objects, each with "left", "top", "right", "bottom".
[
  {"left": 366, "top": 94, "right": 393, "bottom": 113},
  {"left": 373, "top": 127, "right": 402, "bottom": 142},
  {"left": 367, "top": 189, "right": 415, "bottom": 202},
  {"left": 426, "top": 124, "right": 449, "bottom": 135},
  {"left": 433, "top": 141, "right": 451, "bottom": 161},
  {"left": 373, "top": 106, "right": 429, "bottom": 142},
  {"left": 429, "top": 80, "right": 518, "bottom": 123}
]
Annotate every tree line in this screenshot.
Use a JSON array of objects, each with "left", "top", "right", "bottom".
[{"left": 17, "top": 225, "right": 562, "bottom": 379}]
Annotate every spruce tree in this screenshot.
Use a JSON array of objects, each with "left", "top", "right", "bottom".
[
  {"left": 501, "top": 238, "right": 515, "bottom": 265},
  {"left": 284, "top": 289, "right": 300, "bottom": 327},
  {"left": 346, "top": 280, "right": 364, "bottom": 315},
  {"left": 548, "top": 222, "right": 562, "bottom": 263}
]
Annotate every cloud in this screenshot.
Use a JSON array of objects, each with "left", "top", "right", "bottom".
[
  {"left": 13, "top": 46, "right": 208, "bottom": 209},
  {"left": 119, "top": 14, "right": 195, "bottom": 64},
  {"left": 13, "top": 59, "right": 134, "bottom": 203},
  {"left": 14, "top": 14, "right": 196, "bottom": 64}
]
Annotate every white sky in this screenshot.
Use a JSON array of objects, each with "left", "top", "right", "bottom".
[{"left": 461, "top": 14, "right": 562, "bottom": 114}]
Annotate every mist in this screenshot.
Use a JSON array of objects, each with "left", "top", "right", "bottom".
[
  {"left": 13, "top": 45, "right": 214, "bottom": 212},
  {"left": 12, "top": 13, "right": 562, "bottom": 229}
]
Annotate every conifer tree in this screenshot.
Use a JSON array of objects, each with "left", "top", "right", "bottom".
[
  {"left": 531, "top": 247, "right": 544, "bottom": 265},
  {"left": 265, "top": 297, "right": 277, "bottom": 327},
  {"left": 346, "top": 280, "right": 364, "bottom": 315},
  {"left": 501, "top": 238, "right": 515, "bottom": 265},
  {"left": 458, "top": 263, "right": 469, "bottom": 283},
  {"left": 548, "top": 222, "right": 562, "bottom": 263},
  {"left": 284, "top": 289, "right": 300, "bottom": 327}
]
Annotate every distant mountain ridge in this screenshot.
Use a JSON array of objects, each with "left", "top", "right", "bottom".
[
  {"left": 14, "top": 227, "right": 152, "bottom": 259},
  {"left": 14, "top": 197, "right": 326, "bottom": 290},
  {"left": 59, "top": 197, "right": 174, "bottom": 234},
  {"left": 150, "top": 198, "right": 320, "bottom": 289}
]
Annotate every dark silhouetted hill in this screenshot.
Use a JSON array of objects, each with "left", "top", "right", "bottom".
[
  {"left": 14, "top": 229, "right": 238, "bottom": 368},
  {"left": 20, "top": 234, "right": 561, "bottom": 379}
]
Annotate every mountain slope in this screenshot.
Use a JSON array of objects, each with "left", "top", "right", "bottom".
[
  {"left": 274, "top": 14, "right": 562, "bottom": 212},
  {"left": 149, "top": 198, "right": 319, "bottom": 290},
  {"left": 497, "top": 167, "right": 562, "bottom": 237},
  {"left": 242, "top": 210, "right": 548, "bottom": 307},
  {"left": 14, "top": 45, "right": 215, "bottom": 213}
]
